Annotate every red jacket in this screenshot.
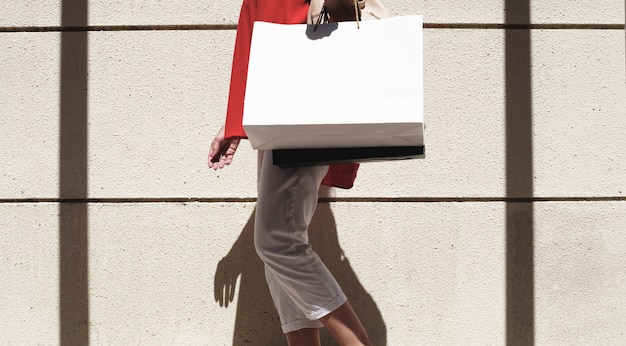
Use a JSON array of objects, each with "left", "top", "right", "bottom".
[{"left": 224, "top": 0, "right": 359, "bottom": 189}]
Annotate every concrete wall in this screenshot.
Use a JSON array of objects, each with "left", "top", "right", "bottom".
[{"left": 1, "top": 1, "right": 624, "bottom": 345}]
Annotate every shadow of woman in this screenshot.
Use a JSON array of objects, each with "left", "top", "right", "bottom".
[{"left": 214, "top": 200, "right": 387, "bottom": 345}]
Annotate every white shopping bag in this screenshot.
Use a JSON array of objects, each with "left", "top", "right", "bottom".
[{"left": 242, "top": 15, "right": 424, "bottom": 151}]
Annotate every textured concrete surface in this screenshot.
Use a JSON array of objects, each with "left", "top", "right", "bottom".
[
  {"left": 1, "top": 0, "right": 625, "bottom": 344},
  {"left": 2, "top": 29, "right": 624, "bottom": 199},
  {"left": 2, "top": 0, "right": 624, "bottom": 26},
  {"left": 2, "top": 202, "right": 625, "bottom": 344}
]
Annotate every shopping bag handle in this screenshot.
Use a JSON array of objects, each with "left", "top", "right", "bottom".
[{"left": 314, "top": 0, "right": 362, "bottom": 31}]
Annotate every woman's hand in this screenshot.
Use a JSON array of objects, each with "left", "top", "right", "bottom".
[
  {"left": 324, "top": 0, "right": 359, "bottom": 22},
  {"left": 208, "top": 124, "right": 240, "bottom": 170}
]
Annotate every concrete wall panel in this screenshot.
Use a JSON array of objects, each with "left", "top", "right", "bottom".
[
  {"left": 0, "top": 1, "right": 61, "bottom": 27},
  {"left": 530, "top": 0, "right": 625, "bottom": 24},
  {"left": 3, "top": 28, "right": 623, "bottom": 199},
  {"left": 393, "top": 0, "right": 625, "bottom": 24},
  {"left": 87, "top": 202, "right": 253, "bottom": 345},
  {"left": 531, "top": 29, "right": 626, "bottom": 197},
  {"left": 85, "top": 30, "right": 259, "bottom": 198},
  {"left": 8, "top": 201, "right": 619, "bottom": 343},
  {"left": 535, "top": 201, "right": 626, "bottom": 344},
  {"left": 88, "top": 0, "right": 242, "bottom": 26},
  {"left": 0, "top": 204, "right": 60, "bottom": 345},
  {"left": 332, "top": 202, "right": 506, "bottom": 344},
  {"left": 0, "top": 33, "right": 61, "bottom": 198},
  {"left": 84, "top": 201, "right": 507, "bottom": 344},
  {"left": 84, "top": 29, "right": 507, "bottom": 199},
  {"left": 2, "top": 1, "right": 624, "bottom": 27}
]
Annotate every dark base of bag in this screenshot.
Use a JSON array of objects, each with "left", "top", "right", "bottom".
[{"left": 272, "top": 146, "right": 424, "bottom": 168}]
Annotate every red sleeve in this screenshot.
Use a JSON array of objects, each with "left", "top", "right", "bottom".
[
  {"left": 224, "top": 0, "right": 310, "bottom": 139},
  {"left": 223, "top": 0, "right": 255, "bottom": 139}
]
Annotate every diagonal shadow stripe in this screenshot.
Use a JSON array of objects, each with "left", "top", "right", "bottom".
[
  {"left": 505, "top": 1, "right": 535, "bottom": 345},
  {"left": 59, "top": 0, "right": 89, "bottom": 344}
]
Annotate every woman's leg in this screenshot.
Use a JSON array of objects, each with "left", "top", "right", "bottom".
[
  {"left": 255, "top": 150, "right": 370, "bottom": 344},
  {"left": 286, "top": 328, "right": 321, "bottom": 346},
  {"left": 319, "top": 301, "right": 371, "bottom": 346},
  {"left": 284, "top": 302, "right": 371, "bottom": 346},
  {"left": 256, "top": 150, "right": 344, "bottom": 328}
]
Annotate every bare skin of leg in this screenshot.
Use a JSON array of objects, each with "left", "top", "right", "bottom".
[
  {"left": 286, "top": 328, "right": 321, "bottom": 346},
  {"left": 285, "top": 302, "right": 370, "bottom": 346},
  {"left": 319, "top": 302, "right": 372, "bottom": 346}
]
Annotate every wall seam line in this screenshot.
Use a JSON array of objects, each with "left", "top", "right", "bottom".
[
  {"left": 1, "top": 23, "right": 624, "bottom": 33},
  {"left": 1, "top": 197, "right": 625, "bottom": 203}
]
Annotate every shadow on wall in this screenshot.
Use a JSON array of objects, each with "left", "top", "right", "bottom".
[
  {"left": 504, "top": 0, "right": 534, "bottom": 345},
  {"left": 59, "top": 0, "right": 89, "bottom": 344},
  {"left": 214, "top": 203, "right": 387, "bottom": 345}
]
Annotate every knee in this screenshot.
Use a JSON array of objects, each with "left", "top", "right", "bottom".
[
  {"left": 254, "top": 224, "right": 303, "bottom": 267},
  {"left": 253, "top": 231, "right": 270, "bottom": 262},
  {"left": 253, "top": 222, "right": 280, "bottom": 264}
]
